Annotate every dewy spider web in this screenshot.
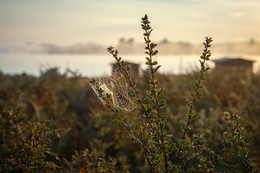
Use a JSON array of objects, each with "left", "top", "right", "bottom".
[{"left": 91, "top": 66, "right": 136, "bottom": 111}]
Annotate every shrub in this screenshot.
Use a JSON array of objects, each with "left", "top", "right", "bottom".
[
  {"left": 0, "top": 106, "right": 60, "bottom": 172},
  {"left": 90, "top": 14, "right": 258, "bottom": 173}
]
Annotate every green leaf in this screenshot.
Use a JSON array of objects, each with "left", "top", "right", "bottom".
[
  {"left": 204, "top": 67, "right": 210, "bottom": 72},
  {"left": 135, "top": 99, "right": 142, "bottom": 104},
  {"left": 116, "top": 62, "right": 121, "bottom": 67},
  {"left": 186, "top": 100, "right": 193, "bottom": 109},
  {"left": 195, "top": 92, "right": 202, "bottom": 99},
  {"left": 188, "top": 113, "right": 199, "bottom": 121},
  {"left": 150, "top": 43, "right": 157, "bottom": 49},
  {"left": 157, "top": 88, "right": 164, "bottom": 95},
  {"left": 151, "top": 110, "right": 157, "bottom": 115},
  {"left": 151, "top": 61, "right": 158, "bottom": 66},
  {"left": 122, "top": 116, "right": 127, "bottom": 121},
  {"left": 201, "top": 76, "right": 206, "bottom": 80},
  {"left": 194, "top": 79, "right": 199, "bottom": 87},
  {"left": 143, "top": 97, "right": 150, "bottom": 104},
  {"left": 138, "top": 108, "right": 144, "bottom": 115},
  {"left": 144, "top": 33, "right": 149, "bottom": 37},
  {"left": 146, "top": 90, "right": 152, "bottom": 96},
  {"left": 153, "top": 65, "right": 161, "bottom": 74},
  {"left": 136, "top": 89, "right": 142, "bottom": 94},
  {"left": 152, "top": 50, "right": 158, "bottom": 56},
  {"left": 113, "top": 119, "right": 121, "bottom": 124},
  {"left": 177, "top": 139, "right": 186, "bottom": 146},
  {"left": 128, "top": 124, "right": 136, "bottom": 130},
  {"left": 181, "top": 121, "right": 187, "bottom": 130},
  {"left": 133, "top": 132, "right": 139, "bottom": 138},
  {"left": 151, "top": 89, "right": 156, "bottom": 96},
  {"left": 192, "top": 113, "right": 199, "bottom": 119},
  {"left": 159, "top": 99, "right": 167, "bottom": 109},
  {"left": 145, "top": 51, "right": 150, "bottom": 55},
  {"left": 205, "top": 54, "right": 211, "bottom": 60}
]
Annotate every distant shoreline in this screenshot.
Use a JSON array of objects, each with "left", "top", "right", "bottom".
[
  {"left": 1, "top": 40, "right": 260, "bottom": 55},
  {"left": 40, "top": 41, "right": 260, "bottom": 55}
]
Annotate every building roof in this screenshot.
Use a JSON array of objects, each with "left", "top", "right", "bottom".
[
  {"left": 213, "top": 57, "right": 254, "bottom": 63},
  {"left": 111, "top": 61, "right": 140, "bottom": 66}
]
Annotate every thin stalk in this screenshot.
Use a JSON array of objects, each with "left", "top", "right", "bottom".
[
  {"left": 107, "top": 47, "right": 156, "bottom": 141},
  {"left": 171, "top": 37, "right": 212, "bottom": 173},
  {"left": 94, "top": 86, "right": 158, "bottom": 172},
  {"left": 142, "top": 16, "right": 168, "bottom": 172}
]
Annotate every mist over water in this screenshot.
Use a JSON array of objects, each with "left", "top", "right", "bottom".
[{"left": 0, "top": 53, "right": 259, "bottom": 77}]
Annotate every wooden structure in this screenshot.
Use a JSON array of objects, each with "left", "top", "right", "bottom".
[
  {"left": 213, "top": 57, "right": 254, "bottom": 73},
  {"left": 111, "top": 61, "right": 140, "bottom": 78}
]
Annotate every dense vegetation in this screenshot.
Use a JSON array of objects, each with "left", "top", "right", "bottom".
[
  {"left": 1, "top": 15, "right": 260, "bottom": 172},
  {"left": 1, "top": 65, "right": 259, "bottom": 172}
]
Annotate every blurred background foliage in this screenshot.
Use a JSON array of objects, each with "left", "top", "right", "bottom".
[{"left": 0, "top": 67, "right": 259, "bottom": 172}]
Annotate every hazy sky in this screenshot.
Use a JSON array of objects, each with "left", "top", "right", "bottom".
[{"left": 0, "top": 0, "right": 260, "bottom": 46}]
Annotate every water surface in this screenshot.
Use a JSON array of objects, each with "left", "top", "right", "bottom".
[{"left": 0, "top": 53, "right": 259, "bottom": 77}]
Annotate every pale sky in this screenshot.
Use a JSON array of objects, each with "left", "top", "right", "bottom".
[{"left": 0, "top": 0, "right": 260, "bottom": 46}]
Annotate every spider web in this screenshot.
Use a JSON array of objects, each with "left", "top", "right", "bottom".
[{"left": 91, "top": 66, "right": 136, "bottom": 111}]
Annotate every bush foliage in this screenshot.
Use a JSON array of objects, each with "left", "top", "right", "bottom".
[{"left": 0, "top": 15, "right": 259, "bottom": 172}]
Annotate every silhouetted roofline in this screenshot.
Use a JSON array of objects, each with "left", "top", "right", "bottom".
[{"left": 213, "top": 57, "right": 255, "bottom": 63}]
